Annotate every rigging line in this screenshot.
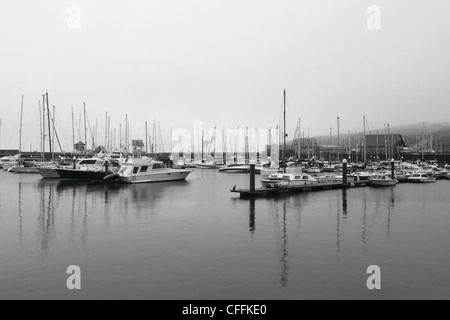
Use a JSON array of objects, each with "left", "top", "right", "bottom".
[
  {"left": 285, "top": 96, "right": 296, "bottom": 141},
  {"left": 54, "top": 110, "right": 71, "bottom": 152},
  {"left": 365, "top": 117, "right": 372, "bottom": 135},
  {"left": 85, "top": 114, "right": 96, "bottom": 149},
  {"left": 50, "top": 107, "right": 63, "bottom": 153}
]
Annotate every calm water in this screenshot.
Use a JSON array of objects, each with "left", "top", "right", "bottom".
[{"left": 1, "top": 169, "right": 450, "bottom": 300}]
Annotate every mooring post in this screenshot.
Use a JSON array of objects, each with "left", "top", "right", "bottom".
[
  {"left": 105, "top": 160, "right": 109, "bottom": 173},
  {"left": 250, "top": 163, "right": 255, "bottom": 193},
  {"left": 391, "top": 158, "right": 395, "bottom": 179},
  {"left": 342, "top": 159, "right": 348, "bottom": 188}
]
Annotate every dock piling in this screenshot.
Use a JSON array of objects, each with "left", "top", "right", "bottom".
[
  {"left": 250, "top": 163, "right": 255, "bottom": 193},
  {"left": 391, "top": 158, "right": 395, "bottom": 179}
]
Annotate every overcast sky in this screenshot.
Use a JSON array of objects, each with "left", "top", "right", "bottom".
[{"left": 1, "top": 0, "right": 450, "bottom": 152}]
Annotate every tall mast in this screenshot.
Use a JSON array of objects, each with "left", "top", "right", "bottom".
[
  {"left": 337, "top": 116, "right": 340, "bottom": 163},
  {"left": 245, "top": 126, "right": 249, "bottom": 164},
  {"left": 72, "top": 107, "right": 75, "bottom": 153},
  {"left": 105, "top": 112, "right": 108, "bottom": 148},
  {"left": 363, "top": 116, "right": 366, "bottom": 163},
  {"left": 201, "top": 130, "right": 204, "bottom": 163},
  {"left": 84, "top": 103, "right": 87, "bottom": 153},
  {"left": 384, "top": 124, "right": 388, "bottom": 160},
  {"left": 53, "top": 105, "right": 56, "bottom": 159},
  {"left": 46, "top": 92, "right": 53, "bottom": 161},
  {"left": 125, "top": 114, "right": 128, "bottom": 153},
  {"left": 297, "top": 118, "right": 301, "bottom": 160},
  {"left": 387, "top": 123, "right": 392, "bottom": 159},
  {"left": 19, "top": 95, "right": 24, "bottom": 154},
  {"left": 119, "top": 123, "right": 122, "bottom": 153},
  {"left": 108, "top": 116, "right": 111, "bottom": 151},
  {"left": 42, "top": 95, "right": 46, "bottom": 157},
  {"left": 145, "top": 121, "right": 148, "bottom": 154},
  {"left": 39, "top": 101, "right": 43, "bottom": 158},
  {"left": 283, "top": 89, "right": 286, "bottom": 173}
]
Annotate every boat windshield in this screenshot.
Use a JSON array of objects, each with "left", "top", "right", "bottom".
[{"left": 152, "top": 163, "right": 166, "bottom": 169}]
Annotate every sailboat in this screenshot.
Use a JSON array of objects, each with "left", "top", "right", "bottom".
[
  {"left": 195, "top": 130, "right": 219, "bottom": 169},
  {"left": 11, "top": 95, "right": 39, "bottom": 174},
  {"left": 261, "top": 90, "right": 310, "bottom": 184},
  {"left": 219, "top": 127, "right": 250, "bottom": 173}
]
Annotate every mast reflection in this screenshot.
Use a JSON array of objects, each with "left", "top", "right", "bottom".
[
  {"left": 249, "top": 198, "right": 255, "bottom": 235},
  {"left": 38, "top": 180, "right": 57, "bottom": 255},
  {"left": 271, "top": 201, "right": 289, "bottom": 287}
]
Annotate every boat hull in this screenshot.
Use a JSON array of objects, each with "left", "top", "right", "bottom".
[
  {"left": 56, "top": 169, "right": 112, "bottom": 181},
  {"left": 117, "top": 170, "right": 191, "bottom": 184},
  {"left": 371, "top": 180, "right": 397, "bottom": 186},
  {"left": 219, "top": 166, "right": 249, "bottom": 173},
  {"left": 11, "top": 167, "right": 39, "bottom": 174},
  {"left": 195, "top": 163, "right": 219, "bottom": 169},
  {"left": 408, "top": 178, "right": 436, "bottom": 183},
  {"left": 38, "top": 168, "right": 61, "bottom": 179}
]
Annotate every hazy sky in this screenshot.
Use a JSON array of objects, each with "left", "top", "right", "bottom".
[{"left": 1, "top": 0, "right": 450, "bottom": 151}]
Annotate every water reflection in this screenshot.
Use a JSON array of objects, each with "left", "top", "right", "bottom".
[
  {"left": 38, "top": 180, "right": 57, "bottom": 255},
  {"left": 271, "top": 201, "right": 289, "bottom": 288},
  {"left": 249, "top": 198, "right": 255, "bottom": 236},
  {"left": 18, "top": 182, "right": 23, "bottom": 250}
]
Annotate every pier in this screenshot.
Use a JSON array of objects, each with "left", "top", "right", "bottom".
[
  {"left": 231, "top": 180, "right": 371, "bottom": 199},
  {"left": 232, "top": 160, "right": 382, "bottom": 199}
]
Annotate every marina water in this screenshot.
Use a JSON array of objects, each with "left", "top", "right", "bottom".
[{"left": 1, "top": 169, "right": 450, "bottom": 299}]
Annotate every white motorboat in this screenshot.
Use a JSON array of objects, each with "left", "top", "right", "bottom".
[
  {"left": 261, "top": 173, "right": 318, "bottom": 188},
  {"left": 218, "top": 163, "right": 250, "bottom": 173},
  {"left": 304, "top": 167, "right": 321, "bottom": 174},
  {"left": 105, "top": 157, "right": 192, "bottom": 184},
  {"left": 371, "top": 174, "right": 397, "bottom": 187},
  {"left": 1, "top": 156, "right": 19, "bottom": 171},
  {"left": 408, "top": 173, "right": 436, "bottom": 183},
  {"left": 349, "top": 171, "right": 372, "bottom": 181}
]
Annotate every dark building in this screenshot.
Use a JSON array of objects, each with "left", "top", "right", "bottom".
[
  {"left": 74, "top": 141, "right": 86, "bottom": 153},
  {"left": 364, "top": 134, "right": 406, "bottom": 159}
]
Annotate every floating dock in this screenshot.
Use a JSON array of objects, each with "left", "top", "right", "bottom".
[
  {"left": 232, "top": 161, "right": 387, "bottom": 199},
  {"left": 231, "top": 181, "right": 371, "bottom": 199}
]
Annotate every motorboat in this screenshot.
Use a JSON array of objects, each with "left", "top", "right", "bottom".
[
  {"left": 105, "top": 157, "right": 192, "bottom": 183},
  {"left": 261, "top": 172, "right": 318, "bottom": 188},
  {"left": 321, "top": 165, "right": 338, "bottom": 173},
  {"left": 408, "top": 173, "right": 436, "bottom": 183},
  {"left": 371, "top": 174, "right": 397, "bottom": 187},
  {"left": 349, "top": 171, "right": 372, "bottom": 181},
  {"left": 303, "top": 167, "right": 321, "bottom": 174},
  {"left": 218, "top": 163, "right": 250, "bottom": 173},
  {"left": 55, "top": 157, "right": 119, "bottom": 181},
  {"left": 0, "top": 156, "right": 19, "bottom": 171}
]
